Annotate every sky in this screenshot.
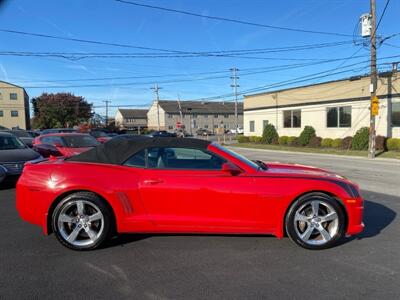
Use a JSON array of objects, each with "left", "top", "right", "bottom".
[{"left": 0, "top": 0, "right": 399, "bottom": 117}]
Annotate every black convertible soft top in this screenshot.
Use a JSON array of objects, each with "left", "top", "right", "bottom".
[{"left": 67, "top": 135, "right": 211, "bottom": 165}]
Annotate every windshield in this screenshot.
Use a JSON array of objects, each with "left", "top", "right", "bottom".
[
  {"left": 62, "top": 135, "right": 100, "bottom": 148},
  {"left": 9, "top": 130, "right": 31, "bottom": 138},
  {"left": 91, "top": 131, "right": 108, "bottom": 138},
  {"left": 212, "top": 143, "right": 259, "bottom": 170},
  {"left": 0, "top": 136, "right": 27, "bottom": 150}
]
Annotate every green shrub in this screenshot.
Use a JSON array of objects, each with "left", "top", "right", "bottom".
[
  {"left": 287, "top": 136, "right": 299, "bottom": 146},
  {"left": 278, "top": 136, "right": 289, "bottom": 145},
  {"left": 308, "top": 136, "right": 322, "bottom": 148},
  {"left": 248, "top": 136, "right": 263, "bottom": 143},
  {"left": 298, "top": 126, "right": 316, "bottom": 146},
  {"left": 352, "top": 127, "right": 369, "bottom": 150},
  {"left": 262, "top": 124, "right": 279, "bottom": 144},
  {"left": 332, "top": 138, "right": 342, "bottom": 148},
  {"left": 237, "top": 135, "right": 250, "bottom": 143},
  {"left": 321, "top": 138, "right": 333, "bottom": 148},
  {"left": 387, "top": 138, "right": 400, "bottom": 151},
  {"left": 375, "top": 135, "right": 386, "bottom": 151},
  {"left": 341, "top": 136, "right": 352, "bottom": 150}
]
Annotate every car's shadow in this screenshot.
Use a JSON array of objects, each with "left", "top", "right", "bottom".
[
  {"left": 105, "top": 191, "right": 397, "bottom": 249},
  {"left": 0, "top": 177, "right": 18, "bottom": 190}
]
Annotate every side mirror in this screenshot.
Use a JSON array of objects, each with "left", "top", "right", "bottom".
[{"left": 221, "top": 162, "right": 242, "bottom": 176}]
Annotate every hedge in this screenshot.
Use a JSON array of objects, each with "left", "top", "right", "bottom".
[
  {"left": 387, "top": 138, "right": 400, "bottom": 151},
  {"left": 308, "top": 136, "right": 322, "bottom": 148},
  {"left": 351, "top": 127, "right": 369, "bottom": 150},
  {"left": 321, "top": 138, "right": 333, "bottom": 148},
  {"left": 262, "top": 124, "right": 279, "bottom": 144},
  {"left": 342, "top": 136, "right": 352, "bottom": 150},
  {"left": 278, "top": 136, "right": 289, "bottom": 145},
  {"left": 287, "top": 136, "right": 299, "bottom": 146},
  {"left": 298, "top": 126, "right": 316, "bottom": 146},
  {"left": 332, "top": 138, "right": 343, "bottom": 148},
  {"left": 237, "top": 135, "right": 250, "bottom": 143}
]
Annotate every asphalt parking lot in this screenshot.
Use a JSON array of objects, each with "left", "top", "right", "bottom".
[{"left": 1, "top": 149, "right": 399, "bottom": 299}]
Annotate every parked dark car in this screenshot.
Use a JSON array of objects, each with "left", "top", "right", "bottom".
[
  {"left": 0, "top": 132, "right": 41, "bottom": 183},
  {"left": 26, "top": 130, "right": 41, "bottom": 138},
  {"left": 148, "top": 131, "right": 177, "bottom": 137},
  {"left": 196, "top": 128, "right": 213, "bottom": 136},
  {"left": 0, "top": 130, "right": 34, "bottom": 147},
  {"left": 40, "top": 128, "right": 78, "bottom": 135},
  {"left": 89, "top": 130, "right": 111, "bottom": 143}
]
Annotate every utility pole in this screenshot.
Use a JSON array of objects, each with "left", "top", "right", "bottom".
[
  {"left": 368, "top": 0, "right": 377, "bottom": 159},
  {"left": 102, "top": 100, "right": 111, "bottom": 127},
  {"left": 151, "top": 84, "right": 162, "bottom": 131},
  {"left": 230, "top": 67, "right": 239, "bottom": 133},
  {"left": 177, "top": 94, "right": 183, "bottom": 123}
]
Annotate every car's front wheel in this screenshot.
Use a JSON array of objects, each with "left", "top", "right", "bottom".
[
  {"left": 52, "top": 192, "right": 112, "bottom": 250},
  {"left": 285, "top": 192, "right": 346, "bottom": 250}
]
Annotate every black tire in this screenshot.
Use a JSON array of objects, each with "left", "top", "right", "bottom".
[
  {"left": 285, "top": 192, "right": 346, "bottom": 250},
  {"left": 51, "top": 192, "right": 113, "bottom": 251}
]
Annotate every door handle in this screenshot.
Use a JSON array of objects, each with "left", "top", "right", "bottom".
[{"left": 143, "top": 179, "right": 164, "bottom": 185}]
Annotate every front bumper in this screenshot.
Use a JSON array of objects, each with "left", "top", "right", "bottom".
[{"left": 345, "top": 196, "right": 364, "bottom": 235}]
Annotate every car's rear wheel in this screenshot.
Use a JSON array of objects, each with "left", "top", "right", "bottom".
[
  {"left": 285, "top": 192, "right": 346, "bottom": 250},
  {"left": 52, "top": 192, "right": 112, "bottom": 250}
]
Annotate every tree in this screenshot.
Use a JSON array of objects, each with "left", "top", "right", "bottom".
[{"left": 31, "top": 93, "right": 93, "bottom": 129}]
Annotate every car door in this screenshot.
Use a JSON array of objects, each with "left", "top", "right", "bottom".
[{"left": 136, "top": 147, "right": 275, "bottom": 231}]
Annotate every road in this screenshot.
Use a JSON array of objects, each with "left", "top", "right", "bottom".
[{"left": 0, "top": 149, "right": 399, "bottom": 299}]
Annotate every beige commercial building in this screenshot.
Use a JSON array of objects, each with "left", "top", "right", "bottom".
[
  {"left": 0, "top": 81, "right": 30, "bottom": 130},
  {"left": 115, "top": 109, "right": 148, "bottom": 131},
  {"left": 147, "top": 100, "right": 243, "bottom": 134},
  {"left": 244, "top": 72, "right": 400, "bottom": 138}
]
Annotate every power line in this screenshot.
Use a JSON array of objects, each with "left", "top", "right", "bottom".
[
  {"left": 0, "top": 41, "right": 362, "bottom": 61},
  {"left": 115, "top": 0, "right": 353, "bottom": 37},
  {"left": 0, "top": 29, "right": 183, "bottom": 53},
  {"left": 7, "top": 55, "right": 371, "bottom": 84},
  {"left": 376, "top": 0, "right": 391, "bottom": 32}
]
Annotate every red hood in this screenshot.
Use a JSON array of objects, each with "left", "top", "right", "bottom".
[
  {"left": 262, "top": 162, "right": 347, "bottom": 180},
  {"left": 58, "top": 147, "right": 93, "bottom": 157}
]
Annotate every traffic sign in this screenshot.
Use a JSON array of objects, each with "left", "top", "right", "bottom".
[{"left": 371, "top": 96, "right": 379, "bottom": 116}]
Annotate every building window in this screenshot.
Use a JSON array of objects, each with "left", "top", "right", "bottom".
[
  {"left": 263, "top": 120, "right": 269, "bottom": 129},
  {"left": 392, "top": 102, "right": 400, "bottom": 127},
  {"left": 192, "top": 114, "right": 197, "bottom": 119},
  {"left": 11, "top": 110, "right": 19, "bottom": 117},
  {"left": 0, "top": 93, "right": 2, "bottom": 100},
  {"left": 168, "top": 125, "right": 173, "bottom": 130},
  {"left": 167, "top": 114, "right": 173, "bottom": 119},
  {"left": 213, "top": 124, "right": 218, "bottom": 129},
  {"left": 214, "top": 114, "right": 219, "bottom": 118},
  {"left": 327, "top": 106, "right": 351, "bottom": 128},
  {"left": 283, "top": 110, "right": 301, "bottom": 128},
  {"left": 204, "top": 124, "right": 208, "bottom": 129},
  {"left": 249, "top": 121, "right": 255, "bottom": 132},
  {"left": 224, "top": 114, "right": 229, "bottom": 118},
  {"left": 10, "top": 93, "right": 18, "bottom": 100},
  {"left": 204, "top": 114, "right": 208, "bottom": 119},
  {"left": 0, "top": 110, "right": 3, "bottom": 117}
]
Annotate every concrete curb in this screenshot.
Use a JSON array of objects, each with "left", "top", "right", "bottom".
[{"left": 229, "top": 146, "right": 400, "bottom": 163}]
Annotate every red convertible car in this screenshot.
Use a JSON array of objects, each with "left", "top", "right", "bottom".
[{"left": 16, "top": 136, "right": 364, "bottom": 251}]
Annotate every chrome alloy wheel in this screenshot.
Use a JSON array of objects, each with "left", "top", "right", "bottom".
[
  {"left": 57, "top": 200, "right": 104, "bottom": 247},
  {"left": 293, "top": 200, "right": 339, "bottom": 246}
]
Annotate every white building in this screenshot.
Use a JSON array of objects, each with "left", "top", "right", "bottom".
[
  {"left": 147, "top": 100, "right": 243, "bottom": 134},
  {"left": 244, "top": 72, "right": 400, "bottom": 138},
  {"left": 115, "top": 109, "right": 148, "bottom": 131}
]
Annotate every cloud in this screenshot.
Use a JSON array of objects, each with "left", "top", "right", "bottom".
[{"left": 0, "top": 63, "right": 9, "bottom": 81}]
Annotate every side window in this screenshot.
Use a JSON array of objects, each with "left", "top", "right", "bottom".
[
  {"left": 124, "top": 149, "right": 146, "bottom": 168},
  {"left": 148, "top": 147, "right": 225, "bottom": 170}
]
